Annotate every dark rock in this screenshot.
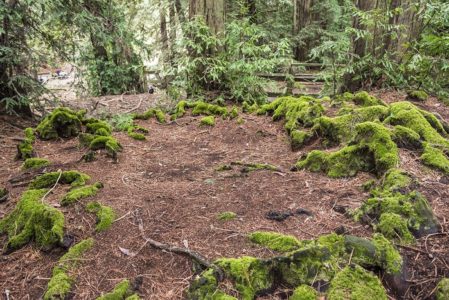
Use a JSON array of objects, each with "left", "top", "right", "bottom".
[
  {"left": 265, "top": 211, "right": 293, "bottom": 222},
  {"left": 61, "top": 234, "right": 75, "bottom": 249}
]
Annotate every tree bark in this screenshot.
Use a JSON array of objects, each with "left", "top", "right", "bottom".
[
  {"left": 189, "top": 0, "right": 225, "bottom": 36},
  {"left": 293, "top": 0, "right": 312, "bottom": 61}
]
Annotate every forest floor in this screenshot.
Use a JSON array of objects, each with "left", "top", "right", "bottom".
[{"left": 0, "top": 90, "right": 449, "bottom": 299}]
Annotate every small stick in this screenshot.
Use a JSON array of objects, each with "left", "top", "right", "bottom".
[{"left": 41, "top": 169, "right": 62, "bottom": 203}]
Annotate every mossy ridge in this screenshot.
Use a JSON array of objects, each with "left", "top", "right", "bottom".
[
  {"left": 290, "top": 285, "right": 317, "bottom": 300},
  {"left": 355, "top": 169, "right": 439, "bottom": 242},
  {"left": 17, "top": 127, "right": 36, "bottom": 160},
  {"left": 187, "top": 233, "right": 402, "bottom": 299},
  {"left": 96, "top": 279, "right": 140, "bottom": 300},
  {"left": 86, "top": 201, "right": 116, "bottom": 232},
  {"left": 22, "top": 157, "right": 50, "bottom": 170},
  {"left": 0, "top": 188, "right": 65, "bottom": 252},
  {"left": 36, "top": 107, "right": 83, "bottom": 140},
  {"left": 327, "top": 265, "right": 387, "bottom": 300},
  {"left": 249, "top": 231, "right": 302, "bottom": 253},
  {"left": 437, "top": 278, "right": 449, "bottom": 300},
  {"left": 200, "top": 116, "right": 215, "bottom": 126},
  {"left": 61, "top": 182, "right": 103, "bottom": 206},
  {"left": 296, "top": 122, "right": 398, "bottom": 178},
  {"left": 29, "top": 170, "right": 90, "bottom": 189},
  {"left": 44, "top": 238, "right": 94, "bottom": 300}
]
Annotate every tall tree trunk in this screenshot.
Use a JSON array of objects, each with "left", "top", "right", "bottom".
[
  {"left": 293, "top": 0, "right": 312, "bottom": 61},
  {"left": 189, "top": 0, "right": 225, "bottom": 36}
]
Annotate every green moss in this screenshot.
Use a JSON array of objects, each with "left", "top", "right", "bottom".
[
  {"left": 230, "top": 161, "right": 279, "bottom": 172},
  {"left": 352, "top": 91, "right": 386, "bottom": 107},
  {"left": 61, "top": 182, "right": 103, "bottom": 206},
  {"left": 237, "top": 117, "right": 245, "bottom": 125},
  {"left": 192, "top": 101, "right": 228, "bottom": 117},
  {"left": 313, "top": 105, "right": 390, "bottom": 145},
  {"left": 86, "top": 201, "right": 116, "bottom": 232},
  {"left": 187, "top": 269, "right": 237, "bottom": 300},
  {"left": 200, "top": 116, "right": 215, "bottom": 126},
  {"left": 437, "top": 278, "right": 449, "bottom": 300},
  {"left": 90, "top": 136, "right": 122, "bottom": 159},
  {"left": 29, "top": 171, "right": 91, "bottom": 189},
  {"left": 242, "top": 101, "right": 259, "bottom": 114},
  {"left": 229, "top": 106, "right": 239, "bottom": 119},
  {"left": 290, "top": 130, "right": 313, "bottom": 151},
  {"left": 249, "top": 231, "right": 302, "bottom": 253},
  {"left": 371, "top": 233, "right": 403, "bottom": 274},
  {"left": 392, "top": 125, "right": 422, "bottom": 150},
  {"left": 0, "top": 188, "right": 65, "bottom": 252},
  {"left": 421, "top": 143, "right": 449, "bottom": 174},
  {"left": 127, "top": 125, "right": 148, "bottom": 141},
  {"left": 407, "top": 90, "right": 428, "bottom": 102},
  {"left": 327, "top": 265, "right": 387, "bottom": 300},
  {"left": 96, "top": 279, "right": 140, "bottom": 300},
  {"left": 36, "top": 107, "right": 82, "bottom": 140},
  {"left": 134, "top": 108, "right": 166, "bottom": 123},
  {"left": 290, "top": 285, "right": 317, "bottom": 300},
  {"left": 377, "top": 213, "right": 415, "bottom": 244},
  {"left": 297, "top": 122, "right": 398, "bottom": 177},
  {"left": 171, "top": 100, "right": 187, "bottom": 120},
  {"left": 17, "top": 127, "right": 36, "bottom": 160},
  {"left": 216, "top": 256, "right": 273, "bottom": 299},
  {"left": 44, "top": 238, "right": 94, "bottom": 300},
  {"left": 217, "top": 211, "right": 237, "bottom": 221},
  {"left": 22, "top": 158, "right": 50, "bottom": 170},
  {"left": 86, "top": 120, "right": 112, "bottom": 136},
  {"left": 155, "top": 109, "right": 166, "bottom": 123}
]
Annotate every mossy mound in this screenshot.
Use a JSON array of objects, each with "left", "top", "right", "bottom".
[
  {"left": 0, "top": 189, "right": 65, "bottom": 252},
  {"left": 407, "top": 90, "right": 429, "bottom": 102},
  {"left": 327, "top": 265, "right": 387, "bottom": 300},
  {"left": 16, "top": 127, "right": 36, "bottom": 160},
  {"left": 86, "top": 201, "right": 116, "bottom": 232},
  {"left": 355, "top": 169, "right": 439, "bottom": 242},
  {"left": 200, "top": 116, "right": 215, "bottom": 126},
  {"left": 44, "top": 238, "right": 94, "bottom": 300},
  {"left": 88, "top": 135, "right": 123, "bottom": 159},
  {"left": 437, "top": 278, "right": 449, "bottom": 300},
  {"left": 96, "top": 279, "right": 140, "bottom": 300},
  {"left": 187, "top": 233, "right": 402, "bottom": 299},
  {"left": 22, "top": 157, "right": 50, "bottom": 170},
  {"left": 29, "top": 171, "right": 90, "bottom": 189},
  {"left": 36, "top": 107, "right": 83, "bottom": 140},
  {"left": 61, "top": 182, "right": 103, "bottom": 206},
  {"left": 296, "top": 122, "right": 398, "bottom": 177},
  {"left": 249, "top": 231, "right": 302, "bottom": 252},
  {"left": 85, "top": 119, "right": 113, "bottom": 136},
  {"left": 290, "top": 285, "right": 317, "bottom": 300}
]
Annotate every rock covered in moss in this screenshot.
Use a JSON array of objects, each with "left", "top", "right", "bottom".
[
  {"left": 22, "top": 157, "right": 50, "bottom": 170},
  {"left": 355, "top": 169, "right": 439, "bottom": 241},
  {"left": 36, "top": 107, "right": 82, "bottom": 140},
  {"left": 327, "top": 265, "right": 387, "bottom": 300},
  {"left": 0, "top": 189, "right": 65, "bottom": 252},
  {"left": 200, "top": 116, "right": 215, "bottom": 126},
  {"left": 290, "top": 285, "right": 317, "bottom": 300},
  {"left": 16, "top": 127, "right": 36, "bottom": 160},
  {"left": 407, "top": 90, "right": 428, "bottom": 102},
  {"left": 437, "top": 278, "right": 449, "bottom": 300},
  {"left": 96, "top": 279, "right": 140, "bottom": 300},
  {"left": 61, "top": 182, "right": 103, "bottom": 206},
  {"left": 44, "top": 238, "right": 94, "bottom": 300},
  {"left": 29, "top": 170, "right": 90, "bottom": 189},
  {"left": 249, "top": 231, "right": 302, "bottom": 252},
  {"left": 86, "top": 201, "right": 116, "bottom": 232}
]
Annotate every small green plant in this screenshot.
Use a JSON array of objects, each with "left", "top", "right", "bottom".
[
  {"left": 217, "top": 212, "right": 237, "bottom": 221},
  {"left": 200, "top": 116, "right": 215, "bottom": 126}
]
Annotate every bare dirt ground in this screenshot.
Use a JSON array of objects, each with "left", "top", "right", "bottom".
[{"left": 0, "top": 89, "right": 448, "bottom": 299}]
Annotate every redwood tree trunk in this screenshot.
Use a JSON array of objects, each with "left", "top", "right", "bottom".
[{"left": 189, "top": 0, "right": 225, "bottom": 36}]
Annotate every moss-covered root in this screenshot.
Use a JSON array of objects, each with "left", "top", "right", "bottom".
[
  {"left": 86, "top": 201, "right": 116, "bottom": 232},
  {"left": 249, "top": 231, "right": 302, "bottom": 253},
  {"left": 36, "top": 107, "right": 83, "bottom": 140},
  {"left": 0, "top": 189, "right": 64, "bottom": 252},
  {"left": 187, "top": 269, "right": 237, "bottom": 300},
  {"left": 22, "top": 157, "right": 51, "bottom": 170},
  {"left": 134, "top": 108, "right": 166, "bottom": 123},
  {"left": 44, "top": 238, "right": 94, "bottom": 300},
  {"left": 171, "top": 100, "right": 188, "bottom": 120},
  {"left": 127, "top": 125, "right": 148, "bottom": 141},
  {"left": 96, "top": 279, "right": 140, "bottom": 300},
  {"left": 296, "top": 122, "right": 398, "bottom": 177},
  {"left": 327, "top": 265, "right": 388, "bottom": 300},
  {"left": 29, "top": 170, "right": 91, "bottom": 189},
  {"left": 437, "top": 278, "right": 449, "bottom": 300},
  {"left": 421, "top": 143, "right": 449, "bottom": 174},
  {"left": 61, "top": 182, "right": 103, "bottom": 206},
  {"left": 407, "top": 90, "right": 428, "bottom": 102},
  {"left": 89, "top": 135, "right": 122, "bottom": 159},
  {"left": 230, "top": 161, "right": 280, "bottom": 173},
  {"left": 16, "top": 127, "right": 36, "bottom": 160},
  {"left": 290, "top": 285, "right": 318, "bottom": 300}
]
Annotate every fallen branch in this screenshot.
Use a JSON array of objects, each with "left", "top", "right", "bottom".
[{"left": 124, "top": 96, "right": 143, "bottom": 114}]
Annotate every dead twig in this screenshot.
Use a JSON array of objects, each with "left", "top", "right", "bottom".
[
  {"left": 41, "top": 169, "right": 62, "bottom": 203},
  {"left": 124, "top": 96, "right": 143, "bottom": 114}
]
